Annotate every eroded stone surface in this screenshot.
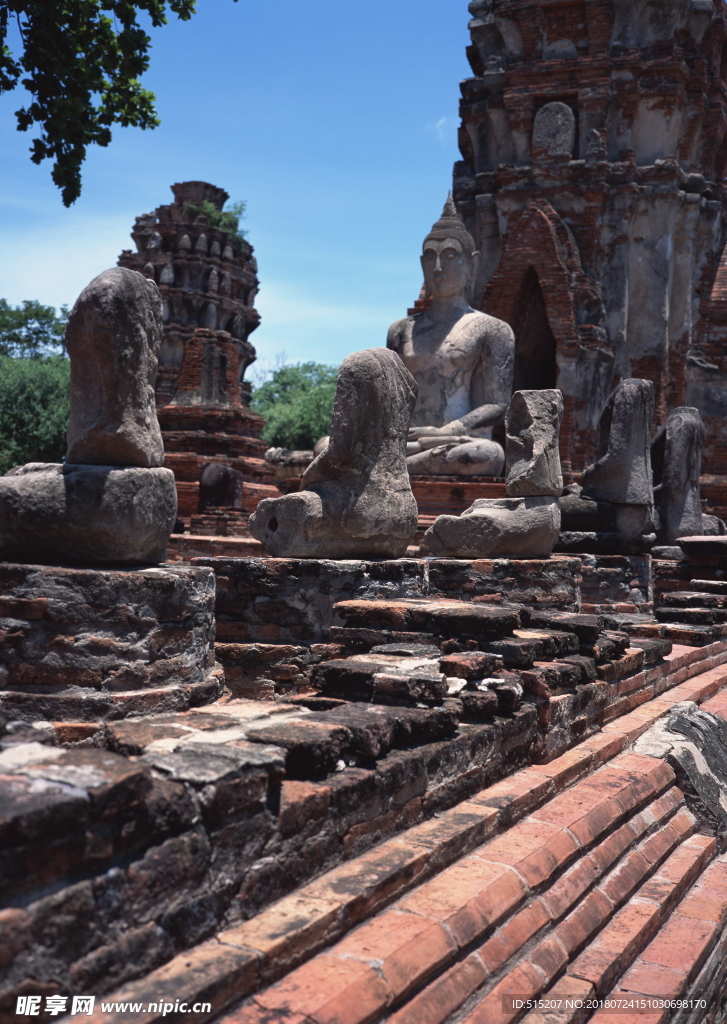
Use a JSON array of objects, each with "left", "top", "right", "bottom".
[
  {"left": 0, "top": 464, "right": 177, "bottom": 565},
  {"left": 66, "top": 268, "right": 165, "bottom": 468},
  {"left": 422, "top": 496, "right": 560, "bottom": 559},
  {"left": 0, "top": 562, "right": 218, "bottom": 722},
  {"left": 505, "top": 389, "right": 563, "bottom": 497},
  {"left": 652, "top": 407, "right": 705, "bottom": 544},
  {"left": 249, "top": 349, "right": 418, "bottom": 558}
]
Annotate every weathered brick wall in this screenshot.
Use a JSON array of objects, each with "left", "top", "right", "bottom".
[
  {"left": 192, "top": 555, "right": 581, "bottom": 647},
  {"left": 0, "top": 564, "right": 220, "bottom": 722},
  {"left": 3, "top": 619, "right": 725, "bottom": 1021}
]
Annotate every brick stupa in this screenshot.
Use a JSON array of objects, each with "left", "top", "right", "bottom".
[{"left": 118, "top": 182, "right": 277, "bottom": 526}]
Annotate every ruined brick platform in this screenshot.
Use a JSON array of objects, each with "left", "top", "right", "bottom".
[
  {"left": 190, "top": 556, "right": 582, "bottom": 699},
  {"left": 580, "top": 554, "right": 654, "bottom": 615},
  {"left": 6, "top": 555, "right": 727, "bottom": 1022},
  {"left": 195, "top": 556, "right": 581, "bottom": 644},
  {"left": 166, "top": 534, "right": 265, "bottom": 563},
  {"left": 3, "top": 630, "right": 726, "bottom": 1022},
  {"left": 0, "top": 563, "right": 221, "bottom": 722}
]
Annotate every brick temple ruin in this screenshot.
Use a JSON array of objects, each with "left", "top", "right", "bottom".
[
  {"left": 7, "top": 2, "right": 727, "bottom": 1024},
  {"left": 118, "top": 181, "right": 277, "bottom": 551},
  {"left": 453, "top": 0, "right": 727, "bottom": 518}
]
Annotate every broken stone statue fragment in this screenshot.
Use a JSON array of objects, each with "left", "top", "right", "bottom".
[
  {"left": 249, "top": 348, "right": 419, "bottom": 558},
  {"left": 505, "top": 389, "right": 563, "bottom": 497},
  {"left": 581, "top": 378, "right": 654, "bottom": 506},
  {"left": 558, "top": 379, "right": 655, "bottom": 555},
  {"left": 652, "top": 406, "right": 705, "bottom": 546},
  {"left": 422, "top": 389, "right": 562, "bottom": 558},
  {"left": 633, "top": 702, "right": 727, "bottom": 838},
  {"left": 66, "top": 268, "right": 165, "bottom": 467},
  {"left": 0, "top": 267, "right": 177, "bottom": 565}
]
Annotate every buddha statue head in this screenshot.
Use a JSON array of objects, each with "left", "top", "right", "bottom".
[{"left": 421, "top": 195, "right": 480, "bottom": 305}]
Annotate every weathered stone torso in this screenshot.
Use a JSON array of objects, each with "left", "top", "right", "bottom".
[{"left": 388, "top": 309, "right": 511, "bottom": 435}]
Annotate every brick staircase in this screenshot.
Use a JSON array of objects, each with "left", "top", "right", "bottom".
[{"left": 76, "top": 657, "right": 727, "bottom": 1024}]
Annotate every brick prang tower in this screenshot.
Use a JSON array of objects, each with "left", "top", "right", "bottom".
[
  {"left": 454, "top": 0, "right": 727, "bottom": 479},
  {"left": 118, "top": 182, "right": 277, "bottom": 521}
]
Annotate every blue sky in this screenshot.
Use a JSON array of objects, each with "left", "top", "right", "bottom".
[{"left": 0, "top": 0, "right": 470, "bottom": 373}]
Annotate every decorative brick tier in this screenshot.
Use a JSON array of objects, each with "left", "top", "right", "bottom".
[
  {"left": 0, "top": 563, "right": 221, "bottom": 722},
  {"left": 408, "top": 477, "right": 506, "bottom": 518},
  {"left": 159, "top": 406, "right": 278, "bottom": 523}
]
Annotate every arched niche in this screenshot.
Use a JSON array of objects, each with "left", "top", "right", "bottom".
[
  {"left": 512, "top": 269, "right": 558, "bottom": 392},
  {"left": 159, "top": 335, "right": 184, "bottom": 369},
  {"left": 483, "top": 200, "right": 610, "bottom": 471}
]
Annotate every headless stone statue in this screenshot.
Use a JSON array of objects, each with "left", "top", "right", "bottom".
[
  {"left": 652, "top": 407, "right": 705, "bottom": 546},
  {"left": 558, "top": 379, "right": 656, "bottom": 555},
  {"left": 387, "top": 196, "right": 514, "bottom": 477},
  {"left": 249, "top": 348, "right": 418, "bottom": 558},
  {"left": 582, "top": 378, "right": 654, "bottom": 507},
  {"left": 0, "top": 268, "right": 177, "bottom": 565},
  {"left": 423, "top": 390, "right": 563, "bottom": 558},
  {"left": 198, "top": 462, "right": 244, "bottom": 513},
  {"left": 66, "top": 268, "right": 165, "bottom": 467}
]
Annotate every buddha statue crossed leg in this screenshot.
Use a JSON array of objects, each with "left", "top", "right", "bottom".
[{"left": 387, "top": 196, "right": 514, "bottom": 477}]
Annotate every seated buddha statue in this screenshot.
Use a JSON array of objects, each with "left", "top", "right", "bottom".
[{"left": 387, "top": 196, "right": 514, "bottom": 476}]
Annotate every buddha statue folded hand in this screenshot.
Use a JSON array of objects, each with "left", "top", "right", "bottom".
[{"left": 387, "top": 196, "right": 515, "bottom": 477}]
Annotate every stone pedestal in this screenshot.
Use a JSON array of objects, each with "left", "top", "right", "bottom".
[
  {"left": 0, "top": 563, "right": 221, "bottom": 722},
  {"left": 0, "top": 464, "right": 178, "bottom": 566}
]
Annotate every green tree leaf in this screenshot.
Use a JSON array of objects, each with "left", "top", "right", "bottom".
[
  {"left": 0, "top": 298, "right": 68, "bottom": 357},
  {"left": 182, "top": 199, "right": 248, "bottom": 253},
  {"left": 0, "top": 1, "right": 237, "bottom": 204}
]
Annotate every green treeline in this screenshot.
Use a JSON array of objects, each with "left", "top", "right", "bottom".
[
  {"left": 251, "top": 362, "right": 338, "bottom": 450},
  {"left": 0, "top": 299, "right": 338, "bottom": 466},
  {"left": 0, "top": 300, "right": 70, "bottom": 473}
]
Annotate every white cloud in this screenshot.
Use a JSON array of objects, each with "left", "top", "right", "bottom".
[
  {"left": 252, "top": 280, "right": 401, "bottom": 367},
  {"left": 428, "top": 116, "right": 458, "bottom": 146}
]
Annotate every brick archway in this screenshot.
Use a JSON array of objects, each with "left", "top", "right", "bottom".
[{"left": 483, "top": 200, "right": 612, "bottom": 474}]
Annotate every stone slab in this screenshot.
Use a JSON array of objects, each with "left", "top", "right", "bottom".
[{"left": 678, "top": 536, "right": 727, "bottom": 557}]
